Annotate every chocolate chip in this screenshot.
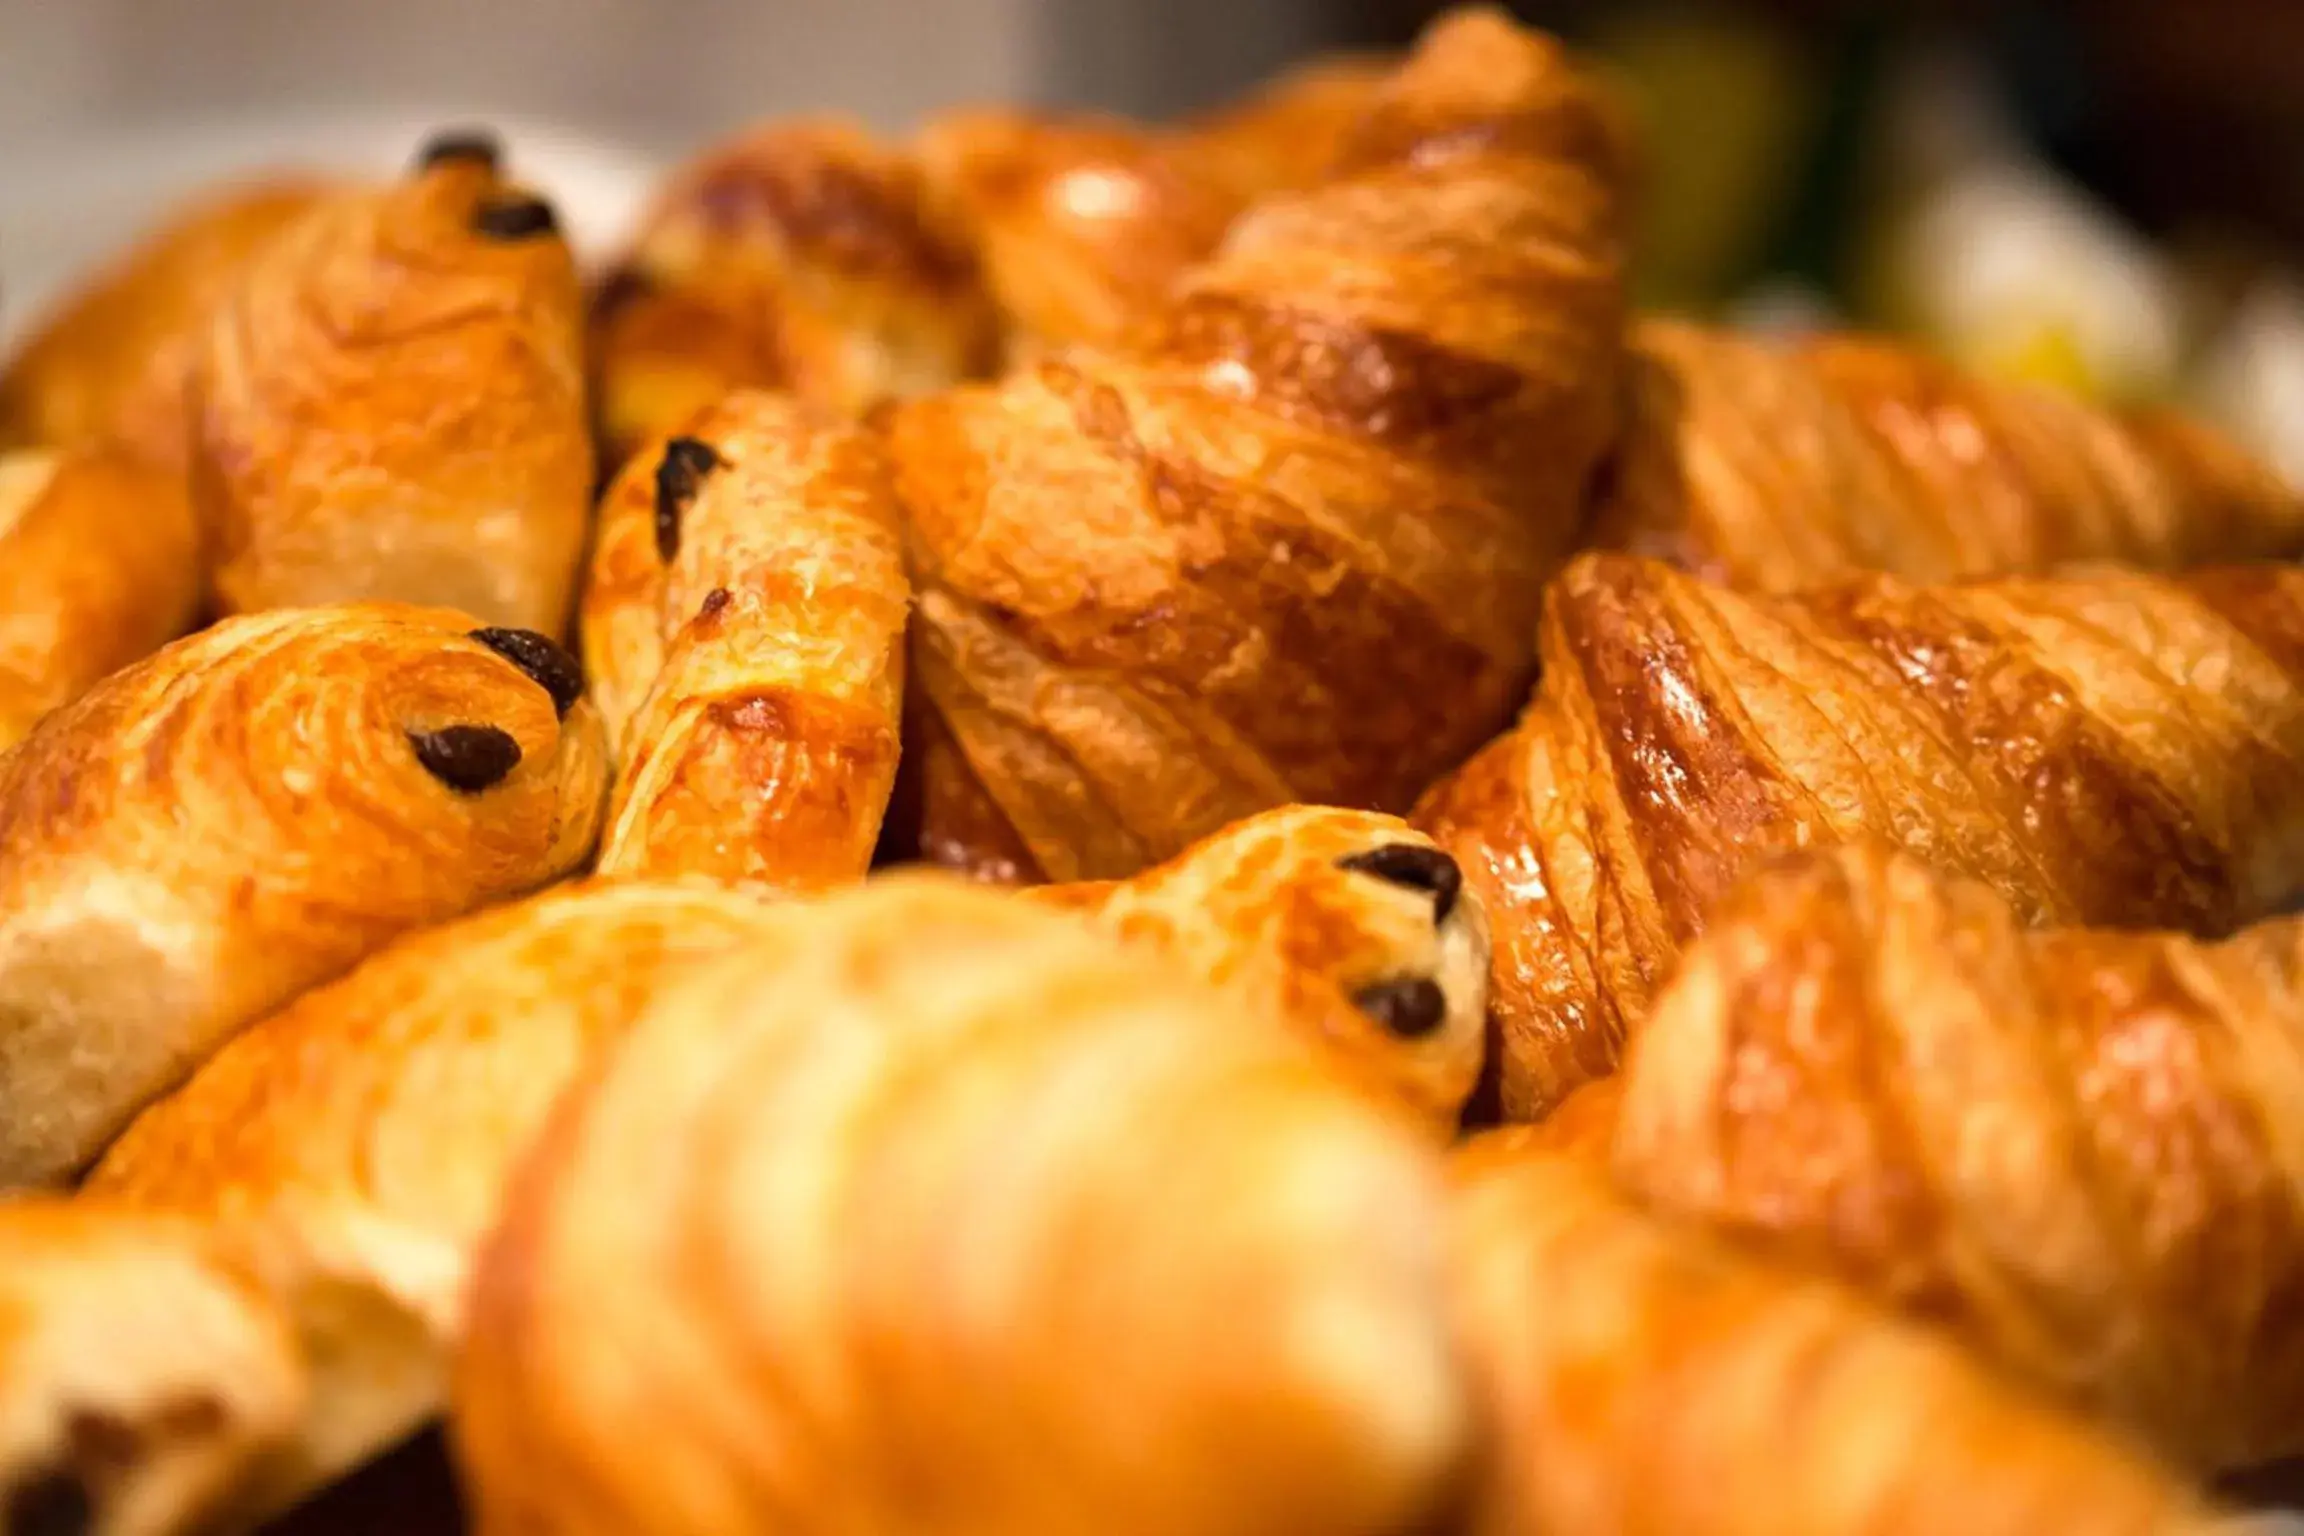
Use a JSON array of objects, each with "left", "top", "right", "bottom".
[
  {"left": 654, "top": 436, "right": 723, "bottom": 561},
  {"left": 415, "top": 127, "right": 502, "bottom": 173},
  {"left": 408, "top": 725, "right": 523, "bottom": 792},
  {"left": 1352, "top": 977, "right": 1449, "bottom": 1039},
  {"left": 470, "top": 627, "right": 583, "bottom": 719},
  {"left": 698, "top": 587, "right": 732, "bottom": 619},
  {"left": 1338, "top": 843, "right": 1462, "bottom": 923},
  {"left": 472, "top": 195, "right": 558, "bottom": 241},
  {"left": 4, "top": 1469, "right": 91, "bottom": 1536}
]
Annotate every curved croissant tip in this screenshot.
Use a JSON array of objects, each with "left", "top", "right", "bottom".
[
  {"left": 1338, "top": 843, "right": 1462, "bottom": 923},
  {"left": 472, "top": 194, "right": 559, "bottom": 241},
  {"left": 415, "top": 126, "right": 504, "bottom": 174},
  {"left": 5, "top": 1466, "right": 92, "bottom": 1536},
  {"left": 469, "top": 627, "right": 585, "bottom": 719},
  {"left": 407, "top": 724, "right": 524, "bottom": 793}
]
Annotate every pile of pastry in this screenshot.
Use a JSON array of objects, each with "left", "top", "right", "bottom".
[{"left": 6, "top": 7, "right": 2304, "bottom": 1534}]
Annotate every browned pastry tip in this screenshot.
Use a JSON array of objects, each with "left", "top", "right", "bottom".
[
  {"left": 1180, "top": 52, "right": 1395, "bottom": 197},
  {"left": 589, "top": 118, "right": 999, "bottom": 467},
  {"left": 0, "top": 604, "right": 608, "bottom": 1187},
  {"left": 1416, "top": 551, "right": 2304, "bottom": 1122},
  {"left": 1033, "top": 804, "right": 1490, "bottom": 1129},
  {"left": 192, "top": 153, "right": 591, "bottom": 634},
  {"left": 1614, "top": 842, "right": 2304, "bottom": 1471},
  {"left": 914, "top": 106, "right": 1253, "bottom": 359},
  {"left": 1587, "top": 319, "right": 2304, "bottom": 590},
  {"left": 0, "top": 177, "right": 337, "bottom": 472},
  {"left": 0, "top": 447, "right": 201, "bottom": 752},
  {"left": 0, "top": 1200, "right": 304, "bottom": 1536},
  {"left": 896, "top": 5, "right": 1627, "bottom": 884},
  {"left": 582, "top": 391, "right": 908, "bottom": 889},
  {"left": 1448, "top": 1137, "right": 2226, "bottom": 1536},
  {"left": 456, "top": 874, "right": 1465, "bottom": 1536},
  {"left": 84, "top": 879, "right": 780, "bottom": 1517}
]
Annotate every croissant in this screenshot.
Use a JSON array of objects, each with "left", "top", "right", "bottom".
[
  {"left": 588, "top": 119, "right": 999, "bottom": 469},
  {"left": 0, "top": 447, "right": 201, "bottom": 752},
  {"left": 1415, "top": 554, "right": 2304, "bottom": 1121},
  {"left": 580, "top": 392, "right": 908, "bottom": 887},
  {"left": 1587, "top": 319, "right": 2304, "bottom": 590},
  {"left": 455, "top": 875, "right": 1465, "bottom": 1536},
  {"left": 192, "top": 137, "right": 591, "bottom": 634},
  {"left": 1604, "top": 843, "right": 2304, "bottom": 1471},
  {"left": 0, "top": 177, "right": 335, "bottom": 472},
  {"left": 913, "top": 107, "right": 1254, "bottom": 358},
  {"left": 1034, "top": 804, "right": 1489, "bottom": 1127},
  {"left": 0, "top": 604, "right": 607, "bottom": 1187},
  {"left": 894, "top": 6, "right": 1627, "bottom": 884},
  {"left": 1448, "top": 1136, "right": 2226, "bottom": 1536},
  {"left": 0, "top": 1200, "right": 303, "bottom": 1536},
  {"left": 1181, "top": 54, "right": 1393, "bottom": 199},
  {"left": 81, "top": 879, "right": 779, "bottom": 1515}
]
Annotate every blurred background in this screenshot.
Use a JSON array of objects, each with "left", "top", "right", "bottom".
[{"left": 8, "top": 0, "right": 2304, "bottom": 473}]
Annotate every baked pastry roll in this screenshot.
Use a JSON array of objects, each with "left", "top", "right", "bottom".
[
  {"left": 588, "top": 120, "right": 999, "bottom": 468},
  {"left": 582, "top": 392, "right": 907, "bottom": 889},
  {"left": 1612, "top": 843, "right": 2304, "bottom": 1471},
  {"left": 0, "top": 605, "right": 607, "bottom": 1186},
  {"left": 1182, "top": 53, "right": 1393, "bottom": 199},
  {"left": 1590, "top": 319, "right": 2304, "bottom": 589},
  {"left": 1036, "top": 804, "right": 1489, "bottom": 1128},
  {"left": 914, "top": 107, "right": 1254, "bottom": 358},
  {"left": 1416, "top": 554, "right": 2304, "bottom": 1120},
  {"left": 0, "top": 447, "right": 201, "bottom": 752},
  {"left": 455, "top": 876, "right": 1463, "bottom": 1536},
  {"left": 192, "top": 140, "right": 591, "bottom": 634},
  {"left": 895, "top": 7, "right": 1627, "bottom": 882},
  {"left": 0, "top": 1200, "right": 303, "bottom": 1536},
  {"left": 1449, "top": 1137, "right": 2226, "bottom": 1536},
  {"left": 83, "top": 880, "right": 780, "bottom": 1517},
  {"left": 0, "top": 178, "right": 335, "bottom": 472}
]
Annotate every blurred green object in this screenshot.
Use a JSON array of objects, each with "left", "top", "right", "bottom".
[{"left": 1589, "top": 7, "right": 1819, "bottom": 312}]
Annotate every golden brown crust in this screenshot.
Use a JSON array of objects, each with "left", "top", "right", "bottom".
[
  {"left": 192, "top": 154, "right": 590, "bottom": 634},
  {"left": 1034, "top": 804, "right": 1491, "bottom": 1128},
  {"left": 915, "top": 107, "right": 1252, "bottom": 358},
  {"left": 455, "top": 875, "right": 1465, "bottom": 1536},
  {"left": 84, "top": 880, "right": 780, "bottom": 1515},
  {"left": 1588, "top": 319, "right": 2304, "bottom": 590},
  {"left": 0, "top": 179, "right": 336, "bottom": 472},
  {"left": 896, "top": 9, "right": 1626, "bottom": 883},
  {"left": 0, "top": 448, "right": 201, "bottom": 751},
  {"left": 1448, "top": 1139, "right": 2223, "bottom": 1536},
  {"left": 588, "top": 118, "right": 999, "bottom": 467},
  {"left": 583, "top": 392, "right": 908, "bottom": 889},
  {"left": 1414, "top": 552, "right": 2304, "bottom": 1121},
  {"left": 0, "top": 1200, "right": 304, "bottom": 1536},
  {"left": 1616, "top": 844, "right": 2304, "bottom": 1470},
  {"left": 1181, "top": 54, "right": 1393, "bottom": 198},
  {"left": 0, "top": 604, "right": 608, "bottom": 1187}
]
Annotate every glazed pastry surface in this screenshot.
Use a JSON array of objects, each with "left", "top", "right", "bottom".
[
  {"left": 1417, "top": 554, "right": 2304, "bottom": 1119},
  {"left": 1616, "top": 843, "right": 2304, "bottom": 1470},
  {"left": 1449, "top": 1136, "right": 2225, "bottom": 1536},
  {"left": 1035, "top": 804, "right": 1490, "bottom": 1128},
  {"left": 898, "top": 7, "right": 1627, "bottom": 882},
  {"left": 0, "top": 604, "right": 607, "bottom": 1186},
  {"left": 0, "top": 1200, "right": 304, "bottom": 1536},
  {"left": 0, "top": 178, "right": 335, "bottom": 472},
  {"left": 85, "top": 880, "right": 781, "bottom": 1514},
  {"left": 456, "top": 875, "right": 1464, "bottom": 1536},
  {"left": 0, "top": 448, "right": 202, "bottom": 752},
  {"left": 193, "top": 147, "right": 590, "bottom": 634},
  {"left": 1589, "top": 319, "right": 2304, "bottom": 590}
]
